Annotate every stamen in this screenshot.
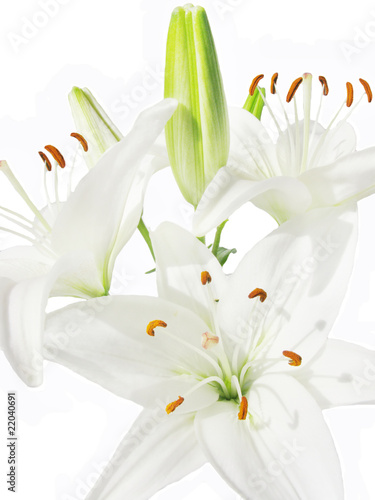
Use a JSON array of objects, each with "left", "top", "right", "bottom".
[
  {"left": 346, "top": 82, "right": 354, "bottom": 107},
  {"left": 71, "top": 132, "right": 89, "bottom": 152},
  {"left": 0, "top": 160, "right": 51, "bottom": 232},
  {"left": 38, "top": 151, "right": 52, "bottom": 171},
  {"left": 359, "top": 78, "right": 373, "bottom": 103},
  {"left": 248, "top": 288, "right": 267, "bottom": 302},
  {"left": 44, "top": 145, "right": 66, "bottom": 169},
  {"left": 286, "top": 77, "right": 303, "bottom": 103},
  {"left": 282, "top": 350, "right": 302, "bottom": 367},
  {"left": 201, "top": 271, "right": 212, "bottom": 285},
  {"left": 146, "top": 320, "right": 167, "bottom": 336},
  {"left": 318, "top": 76, "right": 329, "bottom": 96},
  {"left": 238, "top": 396, "right": 248, "bottom": 420},
  {"left": 249, "top": 74, "right": 264, "bottom": 96},
  {"left": 201, "top": 331, "right": 219, "bottom": 350},
  {"left": 270, "top": 72, "right": 278, "bottom": 94},
  {"left": 166, "top": 396, "right": 184, "bottom": 414}
]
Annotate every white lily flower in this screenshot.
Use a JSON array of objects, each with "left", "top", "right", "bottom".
[
  {"left": 193, "top": 73, "right": 375, "bottom": 234},
  {"left": 44, "top": 205, "right": 373, "bottom": 500},
  {"left": 0, "top": 98, "right": 177, "bottom": 386}
]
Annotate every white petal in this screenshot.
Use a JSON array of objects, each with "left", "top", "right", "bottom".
[
  {"left": 227, "top": 107, "right": 279, "bottom": 178},
  {"left": 45, "top": 295, "right": 219, "bottom": 409},
  {"left": 51, "top": 99, "right": 178, "bottom": 292},
  {"left": 299, "top": 146, "right": 375, "bottom": 208},
  {"left": 193, "top": 168, "right": 312, "bottom": 235},
  {"left": 276, "top": 121, "right": 356, "bottom": 175},
  {"left": 296, "top": 339, "right": 375, "bottom": 408},
  {"left": 0, "top": 245, "right": 52, "bottom": 282},
  {"left": 152, "top": 222, "right": 227, "bottom": 327},
  {"left": 195, "top": 374, "right": 344, "bottom": 500},
  {"left": 0, "top": 253, "right": 84, "bottom": 387},
  {"left": 310, "top": 121, "right": 357, "bottom": 168},
  {"left": 86, "top": 409, "right": 205, "bottom": 500},
  {"left": 217, "top": 206, "right": 358, "bottom": 367}
]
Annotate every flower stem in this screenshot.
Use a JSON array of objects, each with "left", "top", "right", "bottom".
[
  {"left": 138, "top": 217, "right": 155, "bottom": 261},
  {"left": 212, "top": 219, "right": 228, "bottom": 257}
]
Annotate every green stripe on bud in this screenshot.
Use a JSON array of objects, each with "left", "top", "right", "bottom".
[
  {"left": 243, "top": 86, "right": 265, "bottom": 120},
  {"left": 69, "top": 87, "right": 123, "bottom": 169},
  {"left": 164, "top": 4, "right": 229, "bottom": 208}
]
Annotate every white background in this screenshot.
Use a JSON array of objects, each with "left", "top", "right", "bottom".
[{"left": 1, "top": 0, "right": 375, "bottom": 498}]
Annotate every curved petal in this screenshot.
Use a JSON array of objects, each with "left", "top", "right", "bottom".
[
  {"left": 0, "top": 245, "right": 52, "bottom": 282},
  {"left": 276, "top": 121, "right": 356, "bottom": 175},
  {"left": 44, "top": 295, "right": 219, "bottom": 409},
  {"left": 51, "top": 99, "right": 178, "bottom": 292},
  {"left": 195, "top": 374, "right": 344, "bottom": 500},
  {"left": 299, "top": 146, "right": 375, "bottom": 208},
  {"left": 86, "top": 409, "right": 205, "bottom": 500},
  {"left": 193, "top": 169, "right": 312, "bottom": 236},
  {"left": 296, "top": 339, "right": 375, "bottom": 408},
  {"left": 0, "top": 252, "right": 87, "bottom": 387},
  {"left": 217, "top": 205, "right": 358, "bottom": 368},
  {"left": 152, "top": 222, "right": 227, "bottom": 327},
  {"left": 228, "top": 107, "right": 279, "bottom": 178}
]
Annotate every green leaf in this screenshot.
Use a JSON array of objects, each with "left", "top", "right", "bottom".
[{"left": 215, "top": 246, "right": 237, "bottom": 266}]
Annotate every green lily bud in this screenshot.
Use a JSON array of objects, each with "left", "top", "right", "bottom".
[
  {"left": 69, "top": 87, "right": 123, "bottom": 168},
  {"left": 243, "top": 86, "right": 265, "bottom": 120},
  {"left": 164, "top": 4, "right": 230, "bottom": 208}
]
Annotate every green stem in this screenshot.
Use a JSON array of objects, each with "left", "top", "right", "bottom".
[
  {"left": 197, "top": 235, "right": 206, "bottom": 244},
  {"left": 212, "top": 220, "right": 228, "bottom": 257},
  {"left": 138, "top": 217, "right": 155, "bottom": 261}
]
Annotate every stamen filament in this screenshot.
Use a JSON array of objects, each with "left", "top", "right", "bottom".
[
  {"left": 183, "top": 375, "right": 230, "bottom": 400},
  {"left": 153, "top": 326, "right": 224, "bottom": 378},
  {"left": 0, "top": 161, "right": 51, "bottom": 232},
  {"left": 301, "top": 73, "right": 312, "bottom": 172}
]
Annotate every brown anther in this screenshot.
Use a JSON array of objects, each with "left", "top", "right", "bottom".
[
  {"left": 249, "top": 74, "right": 264, "bottom": 96},
  {"left": 71, "top": 132, "right": 89, "bottom": 152},
  {"left": 359, "top": 78, "right": 373, "bottom": 103},
  {"left": 248, "top": 288, "right": 267, "bottom": 303},
  {"left": 38, "top": 151, "right": 52, "bottom": 171},
  {"left": 238, "top": 396, "right": 248, "bottom": 420},
  {"left": 166, "top": 396, "right": 184, "bottom": 414},
  {"left": 270, "top": 73, "right": 278, "bottom": 94},
  {"left": 318, "top": 76, "right": 329, "bottom": 96},
  {"left": 286, "top": 77, "right": 303, "bottom": 103},
  {"left": 283, "top": 350, "right": 302, "bottom": 367},
  {"left": 146, "top": 320, "right": 167, "bottom": 337},
  {"left": 201, "top": 271, "right": 212, "bottom": 285},
  {"left": 346, "top": 82, "right": 354, "bottom": 107},
  {"left": 44, "top": 145, "right": 66, "bottom": 168}
]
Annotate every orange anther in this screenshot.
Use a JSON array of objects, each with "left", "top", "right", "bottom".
[
  {"left": 249, "top": 74, "right": 264, "bottom": 96},
  {"left": 146, "top": 320, "right": 167, "bottom": 337},
  {"left": 248, "top": 288, "right": 267, "bottom": 303}
]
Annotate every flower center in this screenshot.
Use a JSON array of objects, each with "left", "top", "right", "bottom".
[
  {"left": 247, "top": 72, "right": 372, "bottom": 177},
  {"left": 147, "top": 273, "right": 304, "bottom": 421},
  {"left": 0, "top": 133, "right": 88, "bottom": 256}
]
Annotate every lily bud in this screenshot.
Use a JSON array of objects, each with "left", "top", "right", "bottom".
[
  {"left": 164, "top": 4, "right": 230, "bottom": 208},
  {"left": 69, "top": 86, "right": 123, "bottom": 168},
  {"left": 243, "top": 86, "right": 265, "bottom": 120}
]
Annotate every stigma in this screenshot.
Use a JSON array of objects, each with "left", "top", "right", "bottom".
[
  {"left": 282, "top": 350, "right": 302, "bottom": 367},
  {"left": 146, "top": 320, "right": 167, "bottom": 336},
  {"left": 238, "top": 396, "right": 248, "bottom": 420},
  {"left": 201, "top": 331, "right": 219, "bottom": 349},
  {"left": 166, "top": 396, "right": 184, "bottom": 414}
]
